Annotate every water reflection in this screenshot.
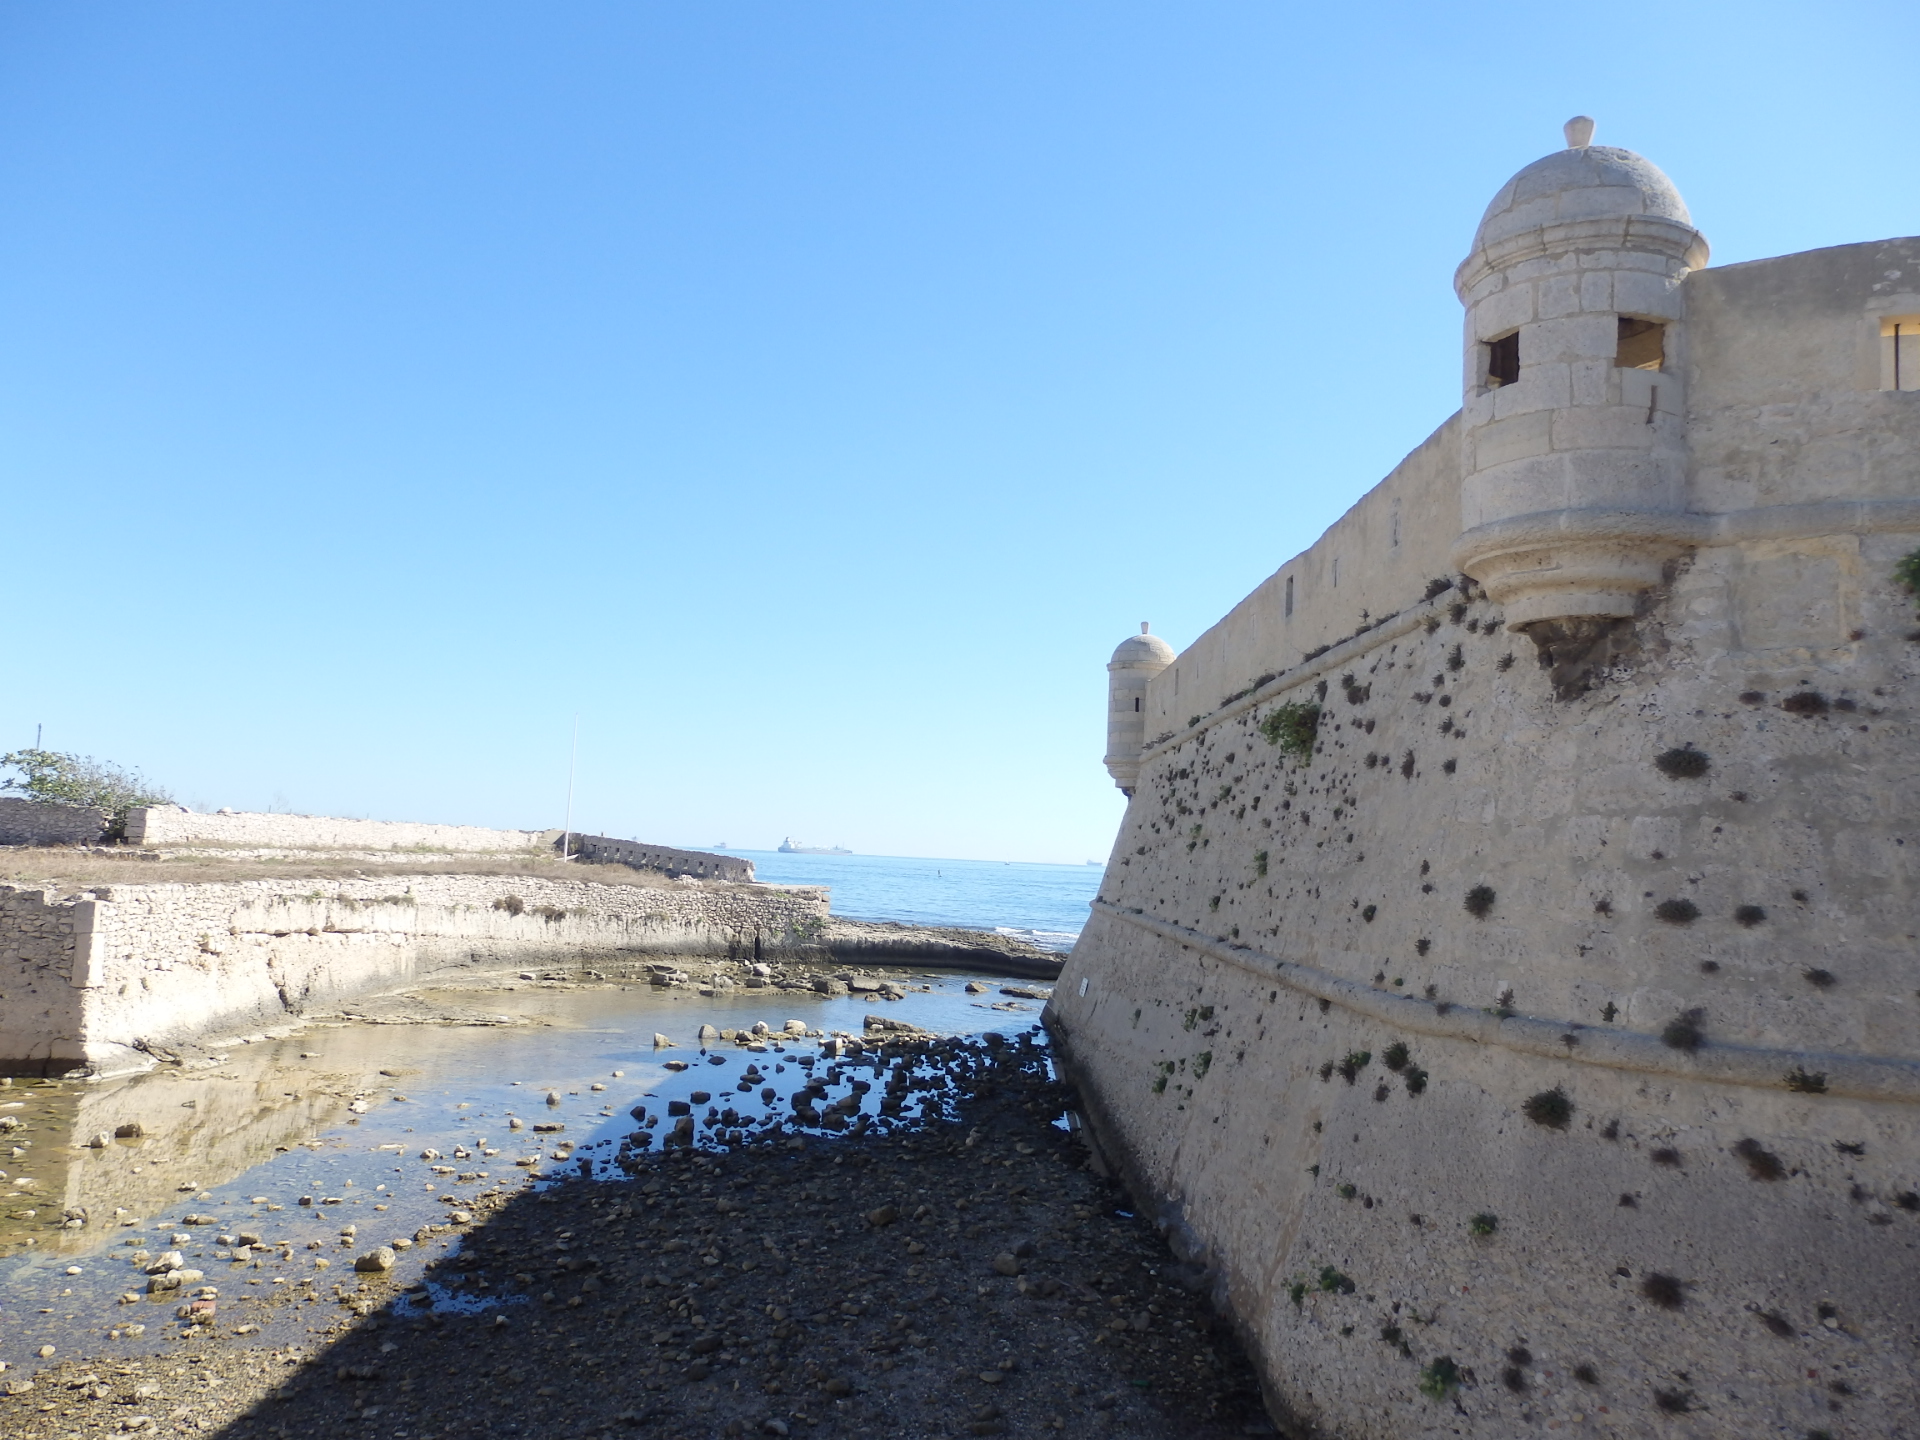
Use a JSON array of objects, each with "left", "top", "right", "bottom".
[{"left": 0, "top": 971, "right": 1046, "bottom": 1371}]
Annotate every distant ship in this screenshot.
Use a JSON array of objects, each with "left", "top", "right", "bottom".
[{"left": 778, "top": 838, "right": 852, "bottom": 855}]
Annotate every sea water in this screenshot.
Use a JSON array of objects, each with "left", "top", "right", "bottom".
[{"left": 716, "top": 849, "right": 1102, "bottom": 950}]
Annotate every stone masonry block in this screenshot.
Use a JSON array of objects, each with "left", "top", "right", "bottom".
[
  {"left": 1526, "top": 314, "right": 1617, "bottom": 364},
  {"left": 1550, "top": 404, "right": 1661, "bottom": 453},
  {"left": 1538, "top": 272, "right": 1583, "bottom": 320},
  {"left": 1570, "top": 358, "right": 1616, "bottom": 406},
  {"left": 1611, "top": 267, "right": 1684, "bottom": 320},
  {"left": 1471, "top": 284, "right": 1534, "bottom": 340},
  {"left": 1467, "top": 410, "right": 1553, "bottom": 471},
  {"left": 1492, "top": 362, "right": 1571, "bottom": 418},
  {"left": 1462, "top": 452, "right": 1574, "bottom": 524}
]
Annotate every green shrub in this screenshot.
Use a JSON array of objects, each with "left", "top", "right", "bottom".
[
  {"left": 1259, "top": 701, "right": 1321, "bottom": 761},
  {"left": 1317, "top": 1265, "right": 1354, "bottom": 1294},
  {"left": 1, "top": 748, "right": 172, "bottom": 838},
  {"left": 1896, "top": 548, "right": 1920, "bottom": 604},
  {"left": 1417, "top": 1356, "right": 1462, "bottom": 1401}
]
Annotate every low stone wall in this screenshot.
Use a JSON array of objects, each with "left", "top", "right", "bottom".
[
  {"left": 0, "top": 798, "right": 109, "bottom": 847},
  {"left": 0, "top": 873, "right": 830, "bottom": 1077},
  {"left": 122, "top": 808, "right": 557, "bottom": 853},
  {"left": 573, "top": 835, "right": 756, "bottom": 883}
]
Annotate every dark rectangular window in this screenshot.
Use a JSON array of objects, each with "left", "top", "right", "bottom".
[
  {"left": 1486, "top": 332, "right": 1520, "bottom": 387},
  {"left": 1284, "top": 575, "right": 1294, "bottom": 616},
  {"left": 1616, "top": 317, "right": 1664, "bottom": 371}
]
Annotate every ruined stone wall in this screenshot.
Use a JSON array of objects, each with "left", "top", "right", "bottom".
[
  {"left": 0, "top": 798, "right": 109, "bottom": 847},
  {"left": 0, "top": 887, "right": 88, "bottom": 1071},
  {"left": 573, "top": 835, "right": 756, "bottom": 883},
  {"left": 0, "top": 873, "right": 829, "bottom": 1077},
  {"left": 122, "top": 807, "right": 557, "bottom": 853},
  {"left": 1051, "top": 237, "right": 1920, "bottom": 1438}
]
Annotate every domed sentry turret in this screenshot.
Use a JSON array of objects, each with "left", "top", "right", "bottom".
[
  {"left": 1452, "top": 118, "right": 1709, "bottom": 635},
  {"left": 1105, "top": 625, "right": 1175, "bottom": 795}
]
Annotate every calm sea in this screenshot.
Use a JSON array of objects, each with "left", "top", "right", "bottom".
[{"left": 705, "top": 848, "right": 1103, "bottom": 951}]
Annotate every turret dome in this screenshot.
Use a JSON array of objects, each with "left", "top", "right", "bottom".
[
  {"left": 1110, "top": 632, "right": 1175, "bottom": 668},
  {"left": 1458, "top": 123, "right": 1708, "bottom": 296},
  {"left": 1474, "top": 145, "right": 1693, "bottom": 249}
]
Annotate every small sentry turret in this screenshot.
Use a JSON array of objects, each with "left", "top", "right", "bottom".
[
  {"left": 1452, "top": 118, "right": 1710, "bottom": 635},
  {"left": 1105, "top": 623, "right": 1175, "bottom": 795}
]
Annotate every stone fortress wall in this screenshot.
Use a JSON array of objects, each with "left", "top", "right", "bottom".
[
  {"left": 1050, "top": 123, "right": 1920, "bottom": 1439},
  {"left": 122, "top": 806, "right": 558, "bottom": 853},
  {"left": 0, "top": 873, "right": 830, "bottom": 1080}
]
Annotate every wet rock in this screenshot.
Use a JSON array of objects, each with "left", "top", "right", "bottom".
[
  {"left": 990, "top": 1254, "right": 1022, "bottom": 1277},
  {"left": 354, "top": 1248, "right": 397, "bottom": 1273},
  {"left": 653, "top": 1033, "right": 676, "bottom": 1048}
]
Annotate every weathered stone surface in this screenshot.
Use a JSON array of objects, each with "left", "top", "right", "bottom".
[{"left": 1062, "top": 135, "right": 1920, "bottom": 1440}]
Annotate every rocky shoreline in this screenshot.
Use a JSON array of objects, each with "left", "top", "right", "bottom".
[{"left": 0, "top": 1031, "right": 1270, "bottom": 1439}]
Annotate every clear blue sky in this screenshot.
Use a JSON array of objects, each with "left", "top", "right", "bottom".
[{"left": 2, "top": 2, "right": 1913, "bottom": 863}]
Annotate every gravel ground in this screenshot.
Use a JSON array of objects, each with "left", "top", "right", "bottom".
[{"left": 0, "top": 1032, "right": 1274, "bottom": 1439}]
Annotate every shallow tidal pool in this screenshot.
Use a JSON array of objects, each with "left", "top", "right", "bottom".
[{"left": 0, "top": 970, "right": 1048, "bottom": 1376}]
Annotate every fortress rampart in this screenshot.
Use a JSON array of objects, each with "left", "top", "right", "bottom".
[{"left": 1052, "top": 123, "right": 1920, "bottom": 1438}]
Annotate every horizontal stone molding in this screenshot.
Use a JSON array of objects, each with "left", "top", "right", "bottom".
[
  {"left": 1452, "top": 498, "right": 1920, "bottom": 577},
  {"left": 1140, "top": 497, "right": 1920, "bottom": 766},
  {"left": 1454, "top": 213, "right": 1709, "bottom": 297},
  {"left": 1093, "top": 901, "right": 1920, "bottom": 1105}
]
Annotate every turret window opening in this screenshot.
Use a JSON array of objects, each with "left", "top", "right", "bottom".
[
  {"left": 1485, "top": 331, "right": 1521, "bottom": 388},
  {"left": 1881, "top": 316, "right": 1920, "bottom": 391},
  {"left": 1134, "top": 697, "right": 1141, "bottom": 712},
  {"left": 1285, "top": 575, "right": 1294, "bottom": 617},
  {"left": 1616, "top": 317, "right": 1665, "bottom": 371}
]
